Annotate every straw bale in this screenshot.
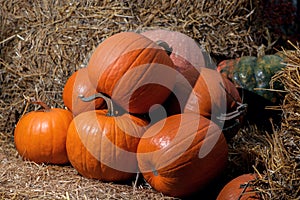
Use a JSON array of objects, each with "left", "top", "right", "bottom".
[
  {"left": 262, "top": 44, "right": 300, "bottom": 199},
  {"left": 0, "top": 0, "right": 286, "bottom": 199},
  {"left": 228, "top": 44, "right": 300, "bottom": 200},
  {"left": 224, "top": 45, "right": 300, "bottom": 198},
  {"left": 0, "top": 0, "right": 266, "bottom": 135},
  {"left": 0, "top": 132, "right": 177, "bottom": 199},
  {"left": 227, "top": 124, "right": 300, "bottom": 199},
  {"left": 272, "top": 44, "right": 300, "bottom": 133},
  {"left": 253, "top": 130, "right": 300, "bottom": 199}
]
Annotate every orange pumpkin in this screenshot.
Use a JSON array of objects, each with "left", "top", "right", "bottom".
[
  {"left": 63, "top": 68, "right": 105, "bottom": 116},
  {"left": 66, "top": 93, "right": 148, "bottom": 182},
  {"left": 184, "top": 68, "right": 245, "bottom": 139},
  {"left": 87, "top": 31, "right": 176, "bottom": 114},
  {"left": 141, "top": 29, "right": 209, "bottom": 83},
  {"left": 14, "top": 101, "right": 73, "bottom": 164},
  {"left": 141, "top": 29, "right": 210, "bottom": 116},
  {"left": 217, "top": 173, "right": 260, "bottom": 200},
  {"left": 137, "top": 113, "right": 228, "bottom": 197}
]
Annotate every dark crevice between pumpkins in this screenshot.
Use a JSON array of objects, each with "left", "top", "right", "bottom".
[
  {"left": 79, "top": 92, "right": 125, "bottom": 117},
  {"left": 217, "top": 82, "right": 248, "bottom": 122},
  {"left": 216, "top": 82, "right": 248, "bottom": 140}
]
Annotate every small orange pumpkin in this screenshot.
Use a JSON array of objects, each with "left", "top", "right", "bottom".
[
  {"left": 137, "top": 113, "right": 228, "bottom": 197},
  {"left": 66, "top": 93, "right": 148, "bottom": 182},
  {"left": 217, "top": 173, "right": 260, "bottom": 200},
  {"left": 87, "top": 31, "right": 176, "bottom": 114},
  {"left": 14, "top": 101, "right": 73, "bottom": 164},
  {"left": 63, "top": 68, "right": 105, "bottom": 116}
]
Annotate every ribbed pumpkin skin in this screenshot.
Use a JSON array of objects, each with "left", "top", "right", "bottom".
[
  {"left": 217, "top": 58, "right": 240, "bottom": 80},
  {"left": 87, "top": 32, "right": 176, "bottom": 114},
  {"left": 66, "top": 110, "right": 148, "bottom": 182},
  {"left": 184, "top": 68, "right": 242, "bottom": 138},
  {"left": 137, "top": 113, "right": 228, "bottom": 197},
  {"left": 233, "top": 56, "right": 258, "bottom": 90},
  {"left": 217, "top": 55, "right": 285, "bottom": 103},
  {"left": 141, "top": 29, "right": 206, "bottom": 116},
  {"left": 141, "top": 29, "right": 206, "bottom": 80},
  {"left": 14, "top": 108, "right": 73, "bottom": 164},
  {"left": 255, "top": 55, "right": 284, "bottom": 102},
  {"left": 63, "top": 68, "right": 105, "bottom": 116},
  {"left": 217, "top": 174, "right": 259, "bottom": 200}
]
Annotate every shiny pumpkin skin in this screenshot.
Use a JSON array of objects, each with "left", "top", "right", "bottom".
[
  {"left": 137, "top": 113, "right": 228, "bottom": 197},
  {"left": 217, "top": 58, "right": 240, "bottom": 81},
  {"left": 254, "top": 55, "right": 284, "bottom": 101},
  {"left": 217, "top": 54, "right": 285, "bottom": 103},
  {"left": 63, "top": 68, "right": 105, "bottom": 116},
  {"left": 141, "top": 29, "right": 207, "bottom": 83},
  {"left": 217, "top": 173, "right": 259, "bottom": 200},
  {"left": 232, "top": 56, "right": 257, "bottom": 90},
  {"left": 141, "top": 29, "right": 210, "bottom": 116},
  {"left": 14, "top": 108, "right": 73, "bottom": 164},
  {"left": 184, "top": 68, "right": 243, "bottom": 139},
  {"left": 87, "top": 31, "right": 176, "bottom": 114},
  {"left": 66, "top": 109, "right": 148, "bottom": 182}
]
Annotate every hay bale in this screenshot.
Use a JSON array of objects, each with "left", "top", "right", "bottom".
[
  {"left": 226, "top": 44, "right": 300, "bottom": 199},
  {"left": 272, "top": 44, "right": 300, "bottom": 133},
  {"left": 257, "top": 44, "right": 300, "bottom": 199},
  {"left": 1, "top": 0, "right": 289, "bottom": 199},
  {"left": 0, "top": 0, "right": 266, "bottom": 135}
]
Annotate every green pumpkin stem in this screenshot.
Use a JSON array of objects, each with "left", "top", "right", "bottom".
[
  {"left": 79, "top": 93, "right": 115, "bottom": 116},
  {"left": 156, "top": 40, "right": 173, "bottom": 56}
]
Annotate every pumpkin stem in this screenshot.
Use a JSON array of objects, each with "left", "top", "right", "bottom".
[
  {"left": 257, "top": 44, "right": 266, "bottom": 59},
  {"left": 79, "top": 93, "right": 115, "bottom": 116},
  {"left": 30, "top": 99, "right": 51, "bottom": 112},
  {"left": 156, "top": 40, "right": 173, "bottom": 56}
]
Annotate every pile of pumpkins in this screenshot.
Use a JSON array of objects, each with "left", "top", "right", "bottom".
[{"left": 14, "top": 30, "right": 263, "bottom": 198}]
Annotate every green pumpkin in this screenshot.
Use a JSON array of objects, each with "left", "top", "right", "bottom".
[
  {"left": 233, "top": 56, "right": 257, "bottom": 90},
  {"left": 217, "top": 54, "right": 285, "bottom": 103},
  {"left": 255, "top": 55, "right": 284, "bottom": 102}
]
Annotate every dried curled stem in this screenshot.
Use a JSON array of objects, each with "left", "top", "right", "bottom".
[{"left": 24, "top": 96, "right": 51, "bottom": 112}]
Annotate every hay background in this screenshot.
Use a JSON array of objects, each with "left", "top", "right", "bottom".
[
  {"left": 0, "top": 0, "right": 266, "bottom": 141},
  {"left": 1, "top": 0, "right": 299, "bottom": 199}
]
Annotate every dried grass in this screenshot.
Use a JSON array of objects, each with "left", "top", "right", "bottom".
[
  {"left": 272, "top": 43, "right": 300, "bottom": 134},
  {"left": 252, "top": 44, "right": 300, "bottom": 199},
  {"left": 0, "top": 0, "right": 266, "bottom": 137},
  {"left": 0, "top": 132, "right": 177, "bottom": 199},
  {"left": 1, "top": 0, "right": 296, "bottom": 199},
  {"left": 226, "top": 44, "right": 300, "bottom": 200}
]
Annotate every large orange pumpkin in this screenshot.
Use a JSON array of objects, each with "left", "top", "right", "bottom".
[
  {"left": 14, "top": 101, "right": 73, "bottom": 164},
  {"left": 87, "top": 31, "right": 176, "bottom": 114},
  {"left": 137, "top": 113, "right": 228, "bottom": 197},
  {"left": 66, "top": 93, "right": 148, "bottom": 182},
  {"left": 184, "top": 68, "right": 245, "bottom": 139},
  {"left": 141, "top": 29, "right": 212, "bottom": 116},
  {"left": 63, "top": 68, "right": 105, "bottom": 116},
  {"left": 217, "top": 173, "right": 260, "bottom": 200},
  {"left": 141, "top": 29, "right": 210, "bottom": 83}
]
